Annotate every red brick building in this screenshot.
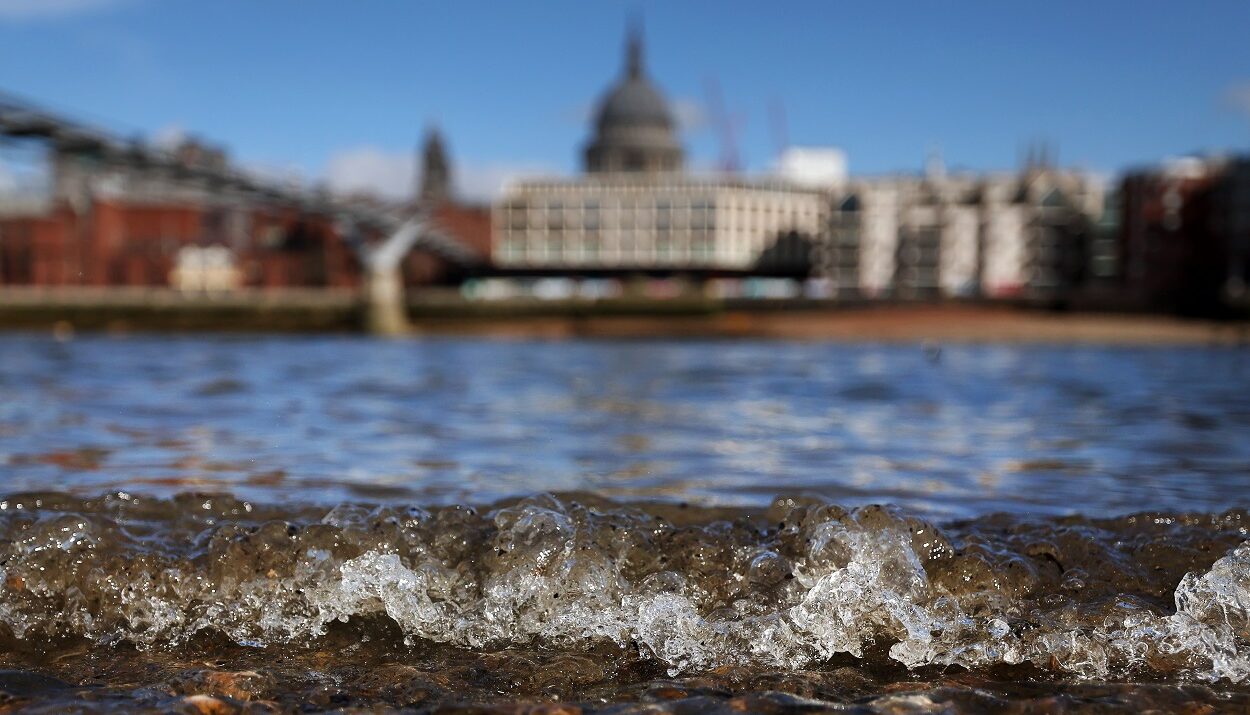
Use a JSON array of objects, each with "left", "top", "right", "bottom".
[
  {"left": 1, "top": 198, "right": 362, "bottom": 289},
  {"left": 1118, "top": 159, "right": 1226, "bottom": 315},
  {"left": 400, "top": 201, "right": 492, "bottom": 287},
  {"left": 1, "top": 115, "right": 494, "bottom": 292}
]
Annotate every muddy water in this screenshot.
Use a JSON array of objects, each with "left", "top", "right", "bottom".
[{"left": 0, "top": 335, "right": 1248, "bottom": 712}]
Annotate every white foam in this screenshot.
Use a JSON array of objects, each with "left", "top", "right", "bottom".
[{"left": 0, "top": 499, "right": 1247, "bottom": 684}]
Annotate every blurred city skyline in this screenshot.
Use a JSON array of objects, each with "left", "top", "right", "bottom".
[{"left": 2, "top": 0, "right": 1249, "bottom": 201}]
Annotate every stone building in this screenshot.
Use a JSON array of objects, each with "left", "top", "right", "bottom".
[
  {"left": 820, "top": 168, "right": 1106, "bottom": 300},
  {"left": 494, "top": 26, "right": 825, "bottom": 276},
  {"left": 492, "top": 24, "right": 1117, "bottom": 296},
  {"left": 496, "top": 177, "right": 823, "bottom": 273}
]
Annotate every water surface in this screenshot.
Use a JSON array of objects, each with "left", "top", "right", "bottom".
[
  {"left": 2, "top": 335, "right": 1248, "bottom": 517},
  {"left": 0, "top": 335, "right": 1248, "bottom": 713}
]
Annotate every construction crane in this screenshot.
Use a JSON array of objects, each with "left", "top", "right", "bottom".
[
  {"left": 769, "top": 96, "right": 789, "bottom": 160},
  {"left": 703, "top": 77, "right": 743, "bottom": 175}
]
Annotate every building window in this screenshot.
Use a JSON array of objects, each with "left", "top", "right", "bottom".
[
  {"left": 547, "top": 233, "right": 564, "bottom": 259},
  {"left": 584, "top": 235, "right": 601, "bottom": 258},
  {"left": 691, "top": 198, "right": 713, "bottom": 230},
  {"left": 508, "top": 206, "right": 528, "bottom": 230},
  {"left": 657, "top": 236, "right": 673, "bottom": 261},
  {"left": 693, "top": 234, "right": 714, "bottom": 260},
  {"left": 584, "top": 200, "right": 600, "bottom": 231}
]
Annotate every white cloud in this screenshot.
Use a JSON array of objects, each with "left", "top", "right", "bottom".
[
  {"left": 773, "top": 146, "right": 848, "bottom": 189},
  {"left": 1223, "top": 82, "right": 1250, "bottom": 120},
  {"left": 0, "top": 0, "right": 133, "bottom": 21},
  {"left": 150, "top": 122, "right": 186, "bottom": 150},
  {"left": 323, "top": 147, "right": 414, "bottom": 200},
  {"left": 322, "top": 146, "right": 556, "bottom": 204},
  {"left": 458, "top": 163, "right": 559, "bottom": 203}
]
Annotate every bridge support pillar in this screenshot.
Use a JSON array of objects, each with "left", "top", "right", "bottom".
[{"left": 363, "top": 267, "right": 410, "bottom": 336}]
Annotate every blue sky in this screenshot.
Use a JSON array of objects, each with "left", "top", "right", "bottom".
[{"left": 1, "top": 0, "right": 1248, "bottom": 199}]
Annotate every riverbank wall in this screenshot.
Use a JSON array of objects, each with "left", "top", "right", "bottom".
[{"left": 1, "top": 287, "right": 1247, "bottom": 344}]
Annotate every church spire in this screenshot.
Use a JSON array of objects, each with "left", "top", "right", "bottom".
[
  {"left": 626, "top": 15, "right": 643, "bottom": 78},
  {"left": 417, "top": 125, "right": 452, "bottom": 206}
]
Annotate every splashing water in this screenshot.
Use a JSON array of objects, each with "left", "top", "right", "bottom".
[{"left": 1, "top": 491, "right": 1247, "bottom": 690}]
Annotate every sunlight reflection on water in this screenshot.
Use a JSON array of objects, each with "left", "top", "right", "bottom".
[{"left": 0, "top": 335, "right": 1247, "bottom": 518}]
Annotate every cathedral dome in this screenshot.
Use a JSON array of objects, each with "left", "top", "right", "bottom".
[
  {"left": 595, "top": 71, "right": 674, "bottom": 132},
  {"left": 584, "top": 26, "right": 684, "bottom": 175}
]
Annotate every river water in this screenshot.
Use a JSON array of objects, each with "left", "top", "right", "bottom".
[{"left": 0, "top": 335, "right": 1248, "bottom": 712}]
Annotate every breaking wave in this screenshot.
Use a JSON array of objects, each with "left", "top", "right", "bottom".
[{"left": 0, "top": 492, "right": 1247, "bottom": 683}]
